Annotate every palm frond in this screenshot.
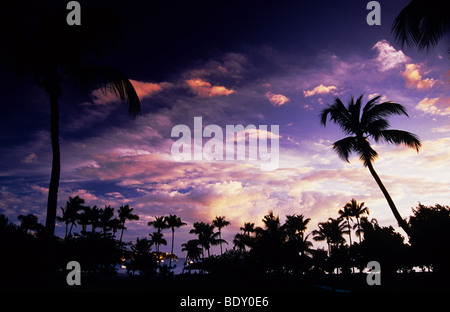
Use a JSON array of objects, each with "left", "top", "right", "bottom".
[
  {"left": 392, "top": 0, "right": 449, "bottom": 51},
  {"left": 77, "top": 65, "right": 141, "bottom": 119},
  {"left": 361, "top": 102, "right": 408, "bottom": 126},
  {"left": 374, "top": 129, "right": 422, "bottom": 152},
  {"left": 354, "top": 138, "right": 378, "bottom": 167},
  {"left": 332, "top": 136, "right": 357, "bottom": 162},
  {"left": 320, "top": 97, "right": 354, "bottom": 134}
]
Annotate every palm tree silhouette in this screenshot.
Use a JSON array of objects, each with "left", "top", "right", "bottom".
[
  {"left": 345, "top": 199, "right": 369, "bottom": 244},
  {"left": 392, "top": 0, "right": 449, "bottom": 52},
  {"left": 118, "top": 205, "right": 139, "bottom": 242},
  {"left": 320, "top": 95, "right": 421, "bottom": 235},
  {"left": 164, "top": 214, "right": 186, "bottom": 267},
  {"left": 338, "top": 205, "right": 354, "bottom": 246},
  {"left": 190, "top": 222, "right": 226, "bottom": 258},
  {"left": 312, "top": 218, "right": 347, "bottom": 256},
  {"left": 212, "top": 216, "right": 230, "bottom": 255},
  {"left": 1, "top": 2, "right": 141, "bottom": 271},
  {"left": 149, "top": 231, "right": 167, "bottom": 253},
  {"left": 18, "top": 214, "right": 44, "bottom": 235},
  {"left": 57, "top": 195, "right": 84, "bottom": 239},
  {"left": 148, "top": 216, "right": 168, "bottom": 234},
  {"left": 283, "top": 214, "right": 311, "bottom": 240}
]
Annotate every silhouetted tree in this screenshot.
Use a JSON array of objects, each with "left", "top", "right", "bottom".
[
  {"left": 57, "top": 196, "right": 84, "bottom": 239},
  {"left": 408, "top": 203, "right": 450, "bottom": 276},
  {"left": 165, "top": 214, "right": 186, "bottom": 267},
  {"left": 118, "top": 205, "right": 139, "bottom": 242},
  {"left": 320, "top": 95, "right": 421, "bottom": 235},
  {"left": 0, "top": 2, "right": 142, "bottom": 272},
  {"left": 212, "top": 216, "right": 230, "bottom": 255},
  {"left": 392, "top": 0, "right": 449, "bottom": 52}
]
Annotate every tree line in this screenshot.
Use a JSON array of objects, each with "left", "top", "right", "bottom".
[{"left": 1, "top": 195, "right": 449, "bottom": 281}]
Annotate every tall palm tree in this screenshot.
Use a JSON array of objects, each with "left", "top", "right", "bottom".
[
  {"left": 212, "top": 216, "right": 230, "bottom": 255},
  {"left": 164, "top": 214, "right": 186, "bottom": 266},
  {"left": 312, "top": 218, "right": 348, "bottom": 256},
  {"left": 0, "top": 2, "right": 141, "bottom": 270},
  {"left": 148, "top": 216, "right": 168, "bottom": 234},
  {"left": 118, "top": 205, "right": 139, "bottom": 242},
  {"left": 240, "top": 222, "right": 255, "bottom": 236},
  {"left": 57, "top": 196, "right": 84, "bottom": 239},
  {"left": 98, "top": 205, "right": 115, "bottom": 233},
  {"left": 346, "top": 199, "right": 369, "bottom": 244},
  {"left": 320, "top": 95, "right": 421, "bottom": 235},
  {"left": 149, "top": 231, "right": 167, "bottom": 253},
  {"left": 283, "top": 214, "right": 311, "bottom": 240},
  {"left": 189, "top": 222, "right": 226, "bottom": 258},
  {"left": 181, "top": 239, "right": 203, "bottom": 271},
  {"left": 392, "top": 0, "right": 449, "bottom": 52},
  {"left": 338, "top": 205, "right": 354, "bottom": 246}
]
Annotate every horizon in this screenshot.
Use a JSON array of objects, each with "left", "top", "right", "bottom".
[{"left": 0, "top": 0, "right": 449, "bottom": 259}]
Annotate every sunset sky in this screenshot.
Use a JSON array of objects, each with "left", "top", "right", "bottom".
[{"left": 0, "top": 0, "right": 448, "bottom": 256}]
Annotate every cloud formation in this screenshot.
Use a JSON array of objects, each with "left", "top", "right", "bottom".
[
  {"left": 186, "top": 78, "right": 235, "bottom": 97},
  {"left": 303, "top": 84, "right": 337, "bottom": 97},
  {"left": 401, "top": 64, "right": 436, "bottom": 90},
  {"left": 372, "top": 40, "right": 409, "bottom": 72},
  {"left": 415, "top": 97, "right": 450, "bottom": 116},
  {"left": 265, "top": 91, "right": 290, "bottom": 106}
]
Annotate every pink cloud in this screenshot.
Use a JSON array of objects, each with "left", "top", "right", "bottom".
[
  {"left": 303, "top": 84, "right": 337, "bottom": 97},
  {"left": 265, "top": 91, "right": 290, "bottom": 106},
  {"left": 401, "top": 64, "right": 437, "bottom": 90},
  {"left": 186, "top": 78, "right": 235, "bottom": 97},
  {"left": 415, "top": 97, "right": 450, "bottom": 116}
]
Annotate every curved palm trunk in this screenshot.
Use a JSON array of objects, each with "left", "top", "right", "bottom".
[
  {"left": 366, "top": 162, "right": 410, "bottom": 236},
  {"left": 346, "top": 217, "right": 352, "bottom": 246},
  {"left": 44, "top": 85, "right": 61, "bottom": 276}
]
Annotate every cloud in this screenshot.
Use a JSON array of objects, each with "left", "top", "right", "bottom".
[
  {"left": 186, "top": 78, "right": 235, "bottom": 97},
  {"left": 303, "top": 84, "right": 337, "bottom": 97},
  {"left": 415, "top": 97, "right": 450, "bottom": 116},
  {"left": 129, "top": 80, "right": 168, "bottom": 99},
  {"left": 265, "top": 91, "right": 290, "bottom": 106},
  {"left": 372, "top": 40, "right": 410, "bottom": 72},
  {"left": 401, "top": 64, "right": 437, "bottom": 90},
  {"left": 21, "top": 153, "right": 37, "bottom": 164}
]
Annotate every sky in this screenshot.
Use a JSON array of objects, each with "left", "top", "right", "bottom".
[{"left": 0, "top": 0, "right": 449, "bottom": 257}]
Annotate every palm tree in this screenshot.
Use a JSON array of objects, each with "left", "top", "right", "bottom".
[
  {"left": 392, "top": 0, "right": 449, "bottom": 52},
  {"left": 240, "top": 222, "right": 255, "bottom": 236},
  {"left": 338, "top": 205, "right": 354, "bottom": 246},
  {"left": 0, "top": 2, "right": 141, "bottom": 269},
  {"left": 189, "top": 222, "right": 226, "bottom": 258},
  {"left": 164, "top": 214, "right": 186, "bottom": 267},
  {"left": 98, "top": 205, "right": 115, "bottom": 233},
  {"left": 312, "top": 218, "right": 348, "bottom": 256},
  {"left": 346, "top": 199, "right": 369, "bottom": 244},
  {"left": 233, "top": 233, "right": 248, "bottom": 251},
  {"left": 320, "top": 95, "right": 421, "bottom": 235},
  {"left": 283, "top": 214, "right": 311, "bottom": 240},
  {"left": 118, "top": 205, "right": 139, "bottom": 242},
  {"left": 148, "top": 216, "right": 168, "bottom": 234},
  {"left": 181, "top": 239, "right": 203, "bottom": 263},
  {"left": 212, "top": 216, "right": 230, "bottom": 255},
  {"left": 149, "top": 231, "right": 167, "bottom": 253},
  {"left": 57, "top": 196, "right": 84, "bottom": 239}
]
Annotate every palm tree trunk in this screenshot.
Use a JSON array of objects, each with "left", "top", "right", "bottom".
[
  {"left": 346, "top": 217, "right": 352, "bottom": 246},
  {"left": 170, "top": 228, "right": 174, "bottom": 267},
  {"left": 119, "top": 221, "right": 125, "bottom": 242},
  {"left": 44, "top": 84, "right": 61, "bottom": 277},
  {"left": 219, "top": 230, "right": 223, "bottom": 255},
  {"left": 366, "top": 161, "right": 410, "bottom": 236}
]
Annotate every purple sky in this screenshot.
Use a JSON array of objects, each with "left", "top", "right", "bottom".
[{"left": 0, "top": 0, "right": 449, "bottom": 256}]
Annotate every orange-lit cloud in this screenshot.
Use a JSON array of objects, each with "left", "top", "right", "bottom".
[
  {"left": 303, "top": 84, "right": 337, "bottom": 97},
  {"left": 401, "top": 64, "right": 436, "bottom": 90},
  {"left": 265, "top": 91, "right": 290, "bottom": 106},
  {"left": 130, "top": 79, "right": 168, "bottom": 99},
  {"left": 186, "top": 78, "right": 235, "bottom": 97},
  {"left": 415, "top": 97, "right": 450, "bottom": 116}
]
